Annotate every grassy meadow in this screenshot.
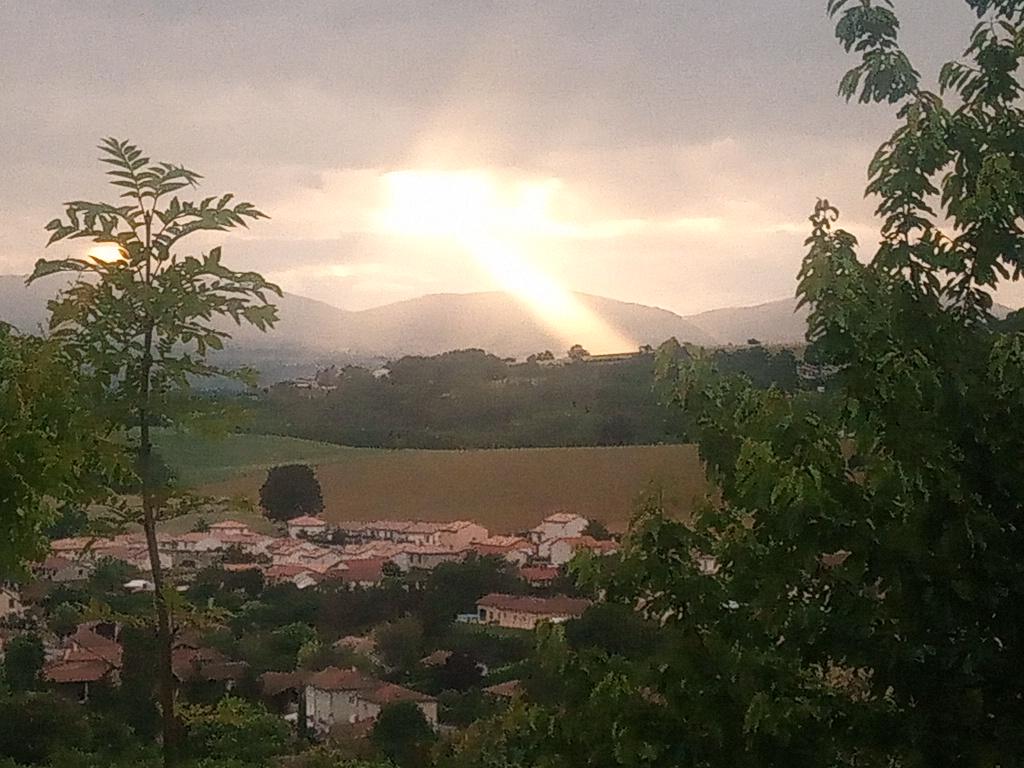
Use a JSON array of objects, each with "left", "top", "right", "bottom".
[{"left": 172, "top": 434, "right": 706, "bottom": 533}]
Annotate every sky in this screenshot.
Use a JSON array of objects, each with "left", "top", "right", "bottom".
[{"left": 1, "top": 0, "right": 1005, "bottom": 316}]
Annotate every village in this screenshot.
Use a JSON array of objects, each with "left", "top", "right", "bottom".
[{"left": 0, "top": 508, "right": 619, "bottom": 743}]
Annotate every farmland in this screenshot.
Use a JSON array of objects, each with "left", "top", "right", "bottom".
[
  {"left": 153, "top": 429, "right": 358, "bottom": 486},
  {"left": 186, "top": 437, "right": 705, "bottom": 533}
]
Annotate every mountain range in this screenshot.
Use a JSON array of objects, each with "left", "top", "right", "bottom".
[{"left": 0, "top": 273, "right": 899, "bottom": 360}]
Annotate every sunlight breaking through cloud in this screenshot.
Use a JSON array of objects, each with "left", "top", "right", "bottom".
[{"left": 375, "top": 170, "right": 638, "bottom": 354}]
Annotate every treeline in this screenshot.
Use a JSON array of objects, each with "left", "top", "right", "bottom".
[{"left": 244, "top": 343, "right": 800, "bottom": 449}]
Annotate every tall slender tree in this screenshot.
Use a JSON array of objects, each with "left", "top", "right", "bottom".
[{"left": 31, "top": 138, "right": 280, "bottom": 767}]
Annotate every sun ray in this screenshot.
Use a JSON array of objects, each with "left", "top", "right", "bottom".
[{"left": 376, "top": 170, "right": 637, "bottom": 355}]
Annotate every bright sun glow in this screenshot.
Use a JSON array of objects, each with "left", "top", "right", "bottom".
[
  {"left": 376, "top": 170, "right": 637, "bottom": 355},
  {"left": 86, "top": 243, "right": 126, "bottom": 264}
]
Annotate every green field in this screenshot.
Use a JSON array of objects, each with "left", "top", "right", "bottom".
[
  {"left": 153, "top": 430, "right": 359, "bottom": 486},
  {"left": 170, "top": 433, "right": 706, "bottom": 534}
]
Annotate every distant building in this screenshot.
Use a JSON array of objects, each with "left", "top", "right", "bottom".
[
  {"left": 43, "top": 622, "right": 123, "bottom": 702},
  {"left": 304, "top": 666, "right": 437, "bottom": 735},
  {"left": 286, "top": 515, "right": 329, "bottom": 539},
  {"left": 548, "top": 536, "right": 618, "bottom": 567},
  {"left": 471, "top": 536, "right": 535, "bottom": 566},
  {"left": 529, "top": 512, "right": 589, "bottom": 557},
  {"left": 35, "top": 555, "right": 92, "bottom": 583},
  {"left": 518, "top": 565, "right": 560, "bottom": 588},
  {"left": 476, "top": 593, "right": 590, "bottom": 630},
  {"left": 0, "top": 585, "right": 24, "bottom": 621}
]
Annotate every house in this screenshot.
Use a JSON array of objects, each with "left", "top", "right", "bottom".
[
  {"left": 529, "top": 512, "right": 589, "bottom": 557},
  {"left": 334, "top": 557, "right": 387, "bottom": 588},
  {"left": 392, "top": 545, "right": 466, "bottom": 573},
  {"left": 420, "top": 649, "right": 452, "bottom": 668},
  {"left": 519, "top": 565, "right": 560, "bottom": 588},
  {"left": 207, "top": 520, "right": 252, "bottom": 537},
  {"left": 260, "top": 670, "right": 307, "bottom": 715},
  {"left": 548, "top": 536, "right": 618, "bottom": 567},
  {"left": 434, "top": 520, "right": 489, "bottom": 550},
  {"left": 172, "top": 644, "right": 248, "bottom": 690},
  {"left": 0, "top": 585, "right": 24, "bottom": 621},
  {"left": 36, "top": 555, "right": 92, "bottom": 583},
  {"left": 43, "top": 622, "right": 123, "bottom": 702},
  {"left": 357, "top": 682, "right": 438, "bottom": 725},
  {"left": 304, "top": 666, "right": 438, "bottom": 735},
  {"left": 264, "top": 564, "right": 324, "bottom": 590},
  {"left": 471, "top": 536, "right": 534, "bottom": 566},
  {"left": 483, "top": 679, "right": 522, "bottom": 700},
  {"left": 476, "top": 593, "right": 591, "bottom": 630},
  {"left": 287, "top": 515, "right": 329, "bottom": 539}
]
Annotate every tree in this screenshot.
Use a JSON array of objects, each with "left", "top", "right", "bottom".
[
  {"left": 0, "top": 692, "right": 90, "bottom": 765},
  {"left": 258, "top": 464, "right": 324, "bottom": 522},
  {"left": 447, "top": 3, "right": 1024, "bottom": 766},
  {"left": 566, "top": 344, "right": 590, "bottom": 361},
  {"left": 374, "top": 617, "right": 424, "bottom": 673},
  {"left": 0, "top": 327, "right": 122, "bottom": 574},
  {"left": 4, "top": 633, "right": 44, "bottom": 691},
  {"left": 433, "top": 651, "right": 482, "bottom": 692},
  {"left": 49, "top": 602, "right": 82, "bottom": 637},
  {"left": 370, "top": 701, "right": 437, "bottom": 768},
  {"left": 179, "top": 697, "right": 290, "bottom": 766},
  {"left": 581, "top": 519, "right": 612, "bottom": 541},
  {"left": 419, "top": 554, "right": 523, "bottom": 637},
  {"left": 30, "top": 138, "right": 280, "bottom": 768}
]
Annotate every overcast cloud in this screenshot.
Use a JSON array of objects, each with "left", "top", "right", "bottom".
[{"left": 4, "top": 1, "right": 1010, "bottom": 314}]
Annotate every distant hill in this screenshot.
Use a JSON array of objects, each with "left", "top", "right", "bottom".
[
  {"left": 3, "top": 274, "right": 1014, "bottom": 359},
  {"left": 0, "top": 275, "right": 715, "bottom": 357},
  {"left": 686, "top": 297, "right": 810, "bottom": 345}
]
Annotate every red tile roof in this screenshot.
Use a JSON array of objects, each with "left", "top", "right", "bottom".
[
  {"left": 360, "top": 682, "right": 433, "bottom": 705},
  {"left": 44, "top": 659, "right": 112, "bottom": 684},
  {"left": 288, "top": 516, "right": 327, "bottom": 527},
  {"left": 477, "top": 593, "right": 590, "bottom": 617},
  {"left": 483, "top": 679, "right": 522, "bottom": 698},
  {"left": 337, "top": 557, "right": 386, "bottom": 584},
  {"left": 260, "top": 670, "right": 308, "bottom": 697},
  {"left": 519, "top": 565, "right": 560, "bottom": 583},
  {"left": 307, "top": 666, "right": 377, "bottom": 691},
  {"left": 68, "top": 626, "right": 123, "bottom": 668}
]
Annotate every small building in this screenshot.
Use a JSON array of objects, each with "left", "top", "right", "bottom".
[
  {"left": 476, "top": 593, "right": 591, "bottom": 630},
  {"left": 548, "top": 536, "right": 618, "bottom": 567},
  {"left": 0, "top": 585, "right": 24, "bottom": 621},
  {"left": 434, "top": 520, "right": 489, "bottom": 550},
  {"left": 471, "top": 536, "right": 535, "bottom": 566},
  {"left": 334, "top": 557, "right": 387, "bottom": 589},
  {"left": 519, "top": 565, "right": 561, "bottom": 588},
  {"left": 392, "top": 545, "right": 466, "bottom": 573},
  {"left": 287, "top": 515, "right": 329, "bottom": 539},
  {"left": 172, "top": 644, "right": 248, "bottom": 691},
  {"left": 260, "top": 670, "right": 307, "bottom": 715},
  {"left": 483, "top": 679, "right": 523, "bottom": 700},
  {"left": 304, "top": 666, "right": 437, "bottom": 735},
  {"left": 207, "top": 520, "right": 252, "bottom": 537},
  {"left": 36, "top": 555, "right": 92, "bottom": 583},
  {"left": 43, "top": 622, "right": 123, "bottom": 702},
  {"left": 529, "top": 512, "right": 589, "bottom": 557}
]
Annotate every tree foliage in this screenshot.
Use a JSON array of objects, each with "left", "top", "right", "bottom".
[
  {"left": 179, "top": 696, "right": 290, "bottom": 766},
  {"left": 445, "top": 3, "right": 1024, "bottom": 766},
  {"left": 0, "top": 327, "right": 122, "bottom": 575},
  {"left": 3, "top": 634, "right": 44, "bottom": 692},
  {"left": 29, "top": 138, "right": 280, "bottom": 767},
  {"left": 258, "top": 464, "right": 324, "bottom": 522},
  {"left": 370, "top": 701, "right": 436, "bottom": 768}
]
